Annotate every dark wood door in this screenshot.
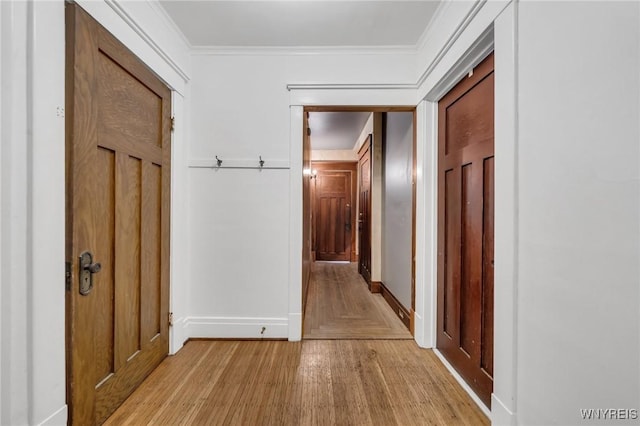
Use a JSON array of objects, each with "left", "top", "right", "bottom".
[
  {"left": 66, "top": 4, "right": 171, "bottom": 424},
  {"left": 315, "top": 170, "right": 352, "bottom": 261},
  {"left": 436, "top": 53, "right": 494, "bottom": 407},
  {"left": 358, "top": 137, "right": 372, "bottom": 283}
]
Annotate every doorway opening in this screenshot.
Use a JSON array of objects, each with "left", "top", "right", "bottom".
[{"left": 301, "top": 107, "right": 416, "bottom": 340}]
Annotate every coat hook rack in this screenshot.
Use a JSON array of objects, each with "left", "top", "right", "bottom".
[
  {"left": 259, "top": 156, "right": 265, "bottom": 168},
  {"left": 216, "top": 156, "right": 223, "bottom": 167}
]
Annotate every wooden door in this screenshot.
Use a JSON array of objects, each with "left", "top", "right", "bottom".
[
  {"left": 436, "top": 53, "right": 494, "bottom": 407},
  {"left": 358, "top": 137, "right": 372, "bottom": 283},
  {"left": 315, "top": 170, "right": 352, "bottom": 261},
  {"left": 66, "top": 4, "right": 171, "bottom": 424}
]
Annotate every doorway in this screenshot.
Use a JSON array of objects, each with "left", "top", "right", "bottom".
[
  {"left": 302, "top": 107, "right": 416, "bottom": 339},
  {"left": 65, "top": 4, "right": 172, "bottom": 424}
]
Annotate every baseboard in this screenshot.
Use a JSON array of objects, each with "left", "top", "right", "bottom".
[
  {"left": 433, "top": 349, "right": 491, "bottom": 419},
  {"left": 37, "top": 405, "right": 67, "bottom": 426},
  {"left": 379, "top": 281, "right": 410, "bottom": 330},
  {"left": 491, "top": 394, "right": 517, "bottom": 425},
  {"left": 370, "top": 280, "right": 381, "bottom": 293},
  {"left": 185, "top": 316, "right": 288, "bottom": 339}
]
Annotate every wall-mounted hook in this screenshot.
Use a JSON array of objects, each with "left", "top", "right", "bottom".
[
  {"left": 259, "top": 156, "right": 265, "bottom": 168},
  {"left": 216, "top": 156, "right": 223, "bottom": 167}
]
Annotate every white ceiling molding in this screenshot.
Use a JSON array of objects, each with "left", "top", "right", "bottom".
[
  {"left": 287, "top": 0, "right": 492, "bottom": 94},
  {"left": 415, "top": 0, "right": 487, "bottom": 89},
  {"left": 191, "top": 45, "right": 418, "bottom": 56},
  {"left": 106, "top": 0, "right": 191, "bottom": 82},
  {"left": 148, "top": 0, "right": 193, "bottom": 50}
]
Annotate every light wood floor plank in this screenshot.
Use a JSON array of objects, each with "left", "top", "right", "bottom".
[{"left": 303, "top": 262, "right": 412, "bottom": 339}]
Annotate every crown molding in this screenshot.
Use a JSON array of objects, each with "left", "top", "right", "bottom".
[
  {"left": 147, "top": 0, "right": 193, "bottom": 50},
  {"left": 105, "top": 0, "right": 190, "bottom": 82},
  {"left": 191, "top": 45, "right": 417, "bottom": 56},
  {"left": 415, "top": 0, "right": 453, "bottom": 53},
  {"left": 415, "top": 0, "right": 488, "bottom": 89}
]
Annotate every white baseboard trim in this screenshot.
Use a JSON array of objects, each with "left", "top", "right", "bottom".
[
  {"left": 37, "top": 405, "right": 67, "bottom": 426},
  {"left": 288, "top": 313, "right": 302, "bottom": 341},
  {"left": 433, "top": 349, "right": 491, "bottom": 418},
  {"left": 185, "top": 316, "right": 288, "bottom": 339},
  {"left": 414, "top": 311, "right": 429, "bottom": 348},
  {"left": 491, "top": 394, "right": 517, "bottom": 425}
]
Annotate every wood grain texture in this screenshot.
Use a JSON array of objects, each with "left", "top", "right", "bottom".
[
  {"left": 105, "top": 340, "right": 489, "bottom": 426},
  {"left": 437, "top": 52, "right": 494, "bottom": 408},
  {"left": 358, "top": 138, "right": 372, "bottom": 285},
  {"left": 66, "top": 4, "right": 171, "bottom": 424},
  {"left": 311, "top": 162, "right": 358, "bottom": 262},
  {"left": 303, "top": 262, "right": 411, "bottom": 340}
]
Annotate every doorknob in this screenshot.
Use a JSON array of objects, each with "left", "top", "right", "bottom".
[{"left": 79, "top": 251, "right": 101, "bottom": 296}]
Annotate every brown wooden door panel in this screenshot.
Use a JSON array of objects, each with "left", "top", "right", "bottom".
[
  {"left": 358, "top": 137, "right": 372, "bottom": 283},
  {"left": 437, "top": 53, "right": 494, "bottom": 407},
  {"left": 315, "top": 170, "right": 352, "bottom": 261},
  {"left": 66, "top": 4, "right": 171, "bottom": 425}
]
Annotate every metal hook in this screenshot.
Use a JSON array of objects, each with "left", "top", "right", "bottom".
[
  {"left": 216, "top": 156, "right": 223, "bottom": 167},
  {"left": 259, "top": 156, "right": 265, "bottom": 168}
]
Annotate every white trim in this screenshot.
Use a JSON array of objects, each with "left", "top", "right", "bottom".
[
  {"left": 192, "top": 45, "right": 417, "bottom": 57},
  {"left": 36, "top": 405, "right": 67, "bottom": 426},
  {"left": 433, "top": 349, "right": 491, "bottom": 418},
  {"left": 169, "top": 317, "right": 187, "bottom": 355},
  {"left": 491, "top": 394, "right": 517, "bottom": 426},
  {"left": 493, "top": 2, "right": 519, "bottom": 421},
  {"left": 287, "top": 83, "right": 415, "bottom": 91},
  {"left": 288, "top": 106, "right": 304, "bottom": 342},
  {"left": 104, "top": 0, "right": 190, "bottom": 83},
  {"left": 424, "top": 26, "right": 494, "bottom": 102},
  {"left": 289, "top": 88, "right": 416, "bottom": 107},
  {"left": 417, "top": 99, "right": 439, "bottom": 350},
  {"left": 185, "top": 316, "right": 289, "bottom": 339},
  {"left": 416, "top": 0, "right": 488, "bottom": 90},
  {"left": 147, "top": 0, "right": 193, "bottom": 50},
  {"left": 288, "top": 313, "right": 302, "bottom": 342},
  {"left": 415, "top": 0, "right": 453, "bottom": 53}
]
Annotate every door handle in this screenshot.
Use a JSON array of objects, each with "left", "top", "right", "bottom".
[{"left": 79, "top": 251, "right": 101, "bottom": 296}]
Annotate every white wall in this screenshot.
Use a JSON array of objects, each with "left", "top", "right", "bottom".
[
  {"left": 188, "top": 52, "right": 414, "bottom": 339},
  {"left": 0, "top": 1, "right": 191, "bottom": 424},
  {"left": 382, "top": 112, "right": 414, "bottom": 310},
  {"left": 516, "top": 2, "right": 639, "bottom": 424}
]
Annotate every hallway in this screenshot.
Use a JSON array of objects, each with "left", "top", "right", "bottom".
[{"left": 303, "top": 262, "right": 412, "bottom": 339}]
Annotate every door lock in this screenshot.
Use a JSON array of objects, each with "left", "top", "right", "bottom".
[{"left": 79, "top": 251, "right": 101, "bottom": 296}]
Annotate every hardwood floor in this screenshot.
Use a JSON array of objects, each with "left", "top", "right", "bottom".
[
  {"left": 304, "top": 262, "right": 412, "bottom": 339},
  {"left": 105, "top": 262, "right": 489, "bottom": 425},
  {"left": 106, "top": 340, "right": 489, "bottom": 426}
]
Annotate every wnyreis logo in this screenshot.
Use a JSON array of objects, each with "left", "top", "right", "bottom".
[{"left": 580, "top": 408, "right": 638, "bottom": 420}]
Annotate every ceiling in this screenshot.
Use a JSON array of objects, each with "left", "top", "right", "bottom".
[
  {"left": 308, "top": 112, "right": 370, "bottom": 150},
  {"left": 158, "top": 1, "right": 441, "bottom": 47}
]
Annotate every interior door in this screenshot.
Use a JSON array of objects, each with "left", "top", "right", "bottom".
[
  {"left": 66, "top": 4, "right": 171, "bottom": 424},
  {"left": 315, "top": 170, "right": 352, "bottom": 261},
  {"left": 436, "top": 53, "right": 494, "bottom": 407},
  {"left": 358, "top": 136, "right": 372, "bottom": 283}
]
